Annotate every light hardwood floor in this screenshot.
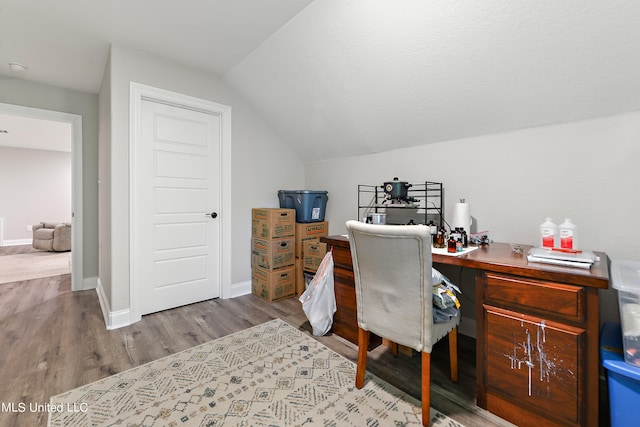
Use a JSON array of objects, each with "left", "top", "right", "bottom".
[{"left": 0, "top": 245, "right": 608, "bottom": 426}]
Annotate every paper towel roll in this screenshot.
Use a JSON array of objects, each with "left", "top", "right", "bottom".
[{"left": 451, "top": 201, "right": 471, "bottom": 231}]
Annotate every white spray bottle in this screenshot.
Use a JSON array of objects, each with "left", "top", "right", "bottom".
[
  {"left": 559, "top": 219, "right": 578, "bottom": 250},
  {"left": 539, "top": 218, "right": 557, "bottom": 248}
]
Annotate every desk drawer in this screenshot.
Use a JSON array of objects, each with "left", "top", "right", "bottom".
[
  {"left": 483, "top": 305, "right": 585, "bottom": 425},
  {"left": 483, "top": 273, "right": 585, "bottom": 322}
]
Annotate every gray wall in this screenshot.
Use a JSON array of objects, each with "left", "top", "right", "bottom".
[
  {"left": 0, "top": 146, "right": 71, "bottom": 241},
  {"left": 98, "top": 50, "right": 113, "bottom": 307},
  {"left": 306, "top": 111, "right": 640, "bottom": 335},
  {"left": 5, "top": 50, "right": 635, "bottom": 333},
  {"left": 0, "top": 78, "right": 99, "bottom": 281},
  {"left": 101, "top": 44, "right": 305, "bottom": 315}
]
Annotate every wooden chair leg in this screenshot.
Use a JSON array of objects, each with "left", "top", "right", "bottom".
[
  {"left": 421, "top": 352, "right": 431, "bottom": 427},
  {"left": 356, "top": 327, "right": 370, "bottom": 389},
  {"left": 390, "top": 341, "right": 399, "bottom": 357},
  {"left": 449, "top": 327, "right": 459, "bottom": 383}
]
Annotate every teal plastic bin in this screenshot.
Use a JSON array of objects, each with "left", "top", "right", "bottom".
[
  {"left": 601, "top": 322, "right": 640, "bottom": 426},
  {"left": 278, "top": 190, "right": 328, "bottom": 223}
]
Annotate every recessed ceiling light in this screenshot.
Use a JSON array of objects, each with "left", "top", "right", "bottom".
[{"left": 9, "top": 62, "right": 28, "bottom": 72}]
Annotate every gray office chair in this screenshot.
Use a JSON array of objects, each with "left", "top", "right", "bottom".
[{"left": 345, "top": 220, "right": 459, "bottom": 426}]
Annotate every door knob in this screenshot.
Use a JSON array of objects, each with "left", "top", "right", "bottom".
[{"left": 206, "top": 212, "right": 218, "bottom": 219}]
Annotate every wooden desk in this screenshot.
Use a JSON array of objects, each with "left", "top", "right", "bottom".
[{"left": 320, "top": 235, "right": 609, "bottom": 427}]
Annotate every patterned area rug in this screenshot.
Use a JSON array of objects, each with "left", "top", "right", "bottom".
[
  {"left": 49, "top": 319, "right": 464, "bottom": 426},
  {"left": 0, "top": 251, "right": 71, "bottom": 284}
]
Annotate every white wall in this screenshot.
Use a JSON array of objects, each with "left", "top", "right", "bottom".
[
  {"left": 306, "top": 111, "right": 640, "bottom": 331},
  {"left": 0, "top": 146, "right": 71, "bottom": 242},
  {"left": 101, "top": 44, "right": 305, "bottom": 316}
]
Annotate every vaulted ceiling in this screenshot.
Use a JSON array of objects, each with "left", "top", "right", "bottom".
[{"left": 1, "top": 0, "right": 639, "bottom": 161}]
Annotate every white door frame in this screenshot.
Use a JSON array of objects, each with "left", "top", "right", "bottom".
[
  {"left": 0, "top": 102, "right": 83, "bottom": 291},
  {"left": 129, "top": 82, "right": 232, "bottom": 323}
]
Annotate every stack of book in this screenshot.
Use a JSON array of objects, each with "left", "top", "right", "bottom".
[{"left": 527, "top": 247, "right": 599, "bottom": 269}]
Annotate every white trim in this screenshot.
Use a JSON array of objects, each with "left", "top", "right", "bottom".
[
  {"left": 108, "top": 309, "right": 133, "bottom": 330},
  {"left": 230, "top": 280, "right": 252, "bottom": 299},
  {"left": 129, "top": 82, "right": 232, "bottom": 322},
  {"left": 0, "top": 217, "right": 3, "bottom": 246},
  {"left": 70, "top": 114, "right": 84, "bottom": 291},
  {"left": 96, "top": 278, "right": 132, "bottom": 330},
  {"left": 1, "top": 238, "right": 32, "bottom": 246},
  {"left": 0, "top": 103, "right": 83, "bottom": 291}
]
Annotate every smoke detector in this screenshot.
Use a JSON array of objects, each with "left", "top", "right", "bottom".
[{"left": 9, "top": 62, "right": 28, "bottom": 72}]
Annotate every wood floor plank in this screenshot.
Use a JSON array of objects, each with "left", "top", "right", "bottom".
[
  {"left": 0, "top": 275, "right": 507, "bottom": 427},
  {"left": 0, "top": 245, "right": 608, "bottom": 426}
]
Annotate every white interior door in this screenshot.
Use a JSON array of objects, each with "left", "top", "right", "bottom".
[{"left": 136, "top": 99, "right": 221, "bottom": 315}]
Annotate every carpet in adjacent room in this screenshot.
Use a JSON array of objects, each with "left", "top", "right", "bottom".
[{"left": 0, "top": 251, "right": 71, "bottom": 284}]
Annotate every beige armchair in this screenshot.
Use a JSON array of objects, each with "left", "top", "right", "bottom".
[
  {"left": 32, "top": 222, "right": 71, "bottom": 252},
  {"left": 345, "top": 220, "right": 459, "bottom": 426}
]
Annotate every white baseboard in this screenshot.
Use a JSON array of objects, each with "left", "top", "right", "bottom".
[
  {"left": 96, "top": 278, "right": 134, "bottom": 330},
  {"left": 1, "top": 238, "right": 32, "bottom": 247},
  {"left": 95, "top": 278, "right": 252, "bottom": 329},
  {"left": 228, "top": 280, "right": 251, "bottom": 299}
]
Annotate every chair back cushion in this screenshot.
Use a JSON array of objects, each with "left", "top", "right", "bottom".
[
  {"left": 346, "top": 220, "right": 438, "bottom": 352},
  {"left": 347, "top": 221, "right": 433, "bottom": 351}
]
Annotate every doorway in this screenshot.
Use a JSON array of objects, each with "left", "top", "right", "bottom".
[
  {"left": 0, "top": 102, "right": 83, "bottom": 290},
  {"left": 129, "top": 83, "right": 231, "bottom": 321}
]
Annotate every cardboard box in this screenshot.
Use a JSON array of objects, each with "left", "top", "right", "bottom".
[
  {"left": 303, "top": 240, "right": 328, "bottom": 272},
  {"left": 295, "top": 221, "right": 329, "bottom": 258},
  {"left": 295, "top": 258, "right": 316, "bottom": 296},
  {"left": 383, "top": 339, "right": 416, "bottom": 356},
  {"left": 251, "top": 237, "right": 295, "bottom": 271},
  {"left": 252, "top": 266, "right": 295, "bottom": 302},
  {"left": 298, "top": 237, "right": 319, "bottom": 260},
  {"left": 252, "top": 208, "right": 295, "bottom": 239}
]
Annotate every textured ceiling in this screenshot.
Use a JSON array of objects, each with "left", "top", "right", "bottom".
[
  {"left": 224, "top": 0, "right": 640, "bottom": 161},
  {"left": 1, "top": 0, "right": 639, "bottom": 162}
]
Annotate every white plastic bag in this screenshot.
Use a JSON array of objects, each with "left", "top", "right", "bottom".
[{"left": 299, "top": 250, "right": 336, "bottom": 336}]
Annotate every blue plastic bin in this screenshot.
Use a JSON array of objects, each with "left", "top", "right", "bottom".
[
  {"left": 278, "top": 190, "right": 328, "bottom": 223},
  {"left": 601, "top": 322, "right": 640, "bottom": 427}
]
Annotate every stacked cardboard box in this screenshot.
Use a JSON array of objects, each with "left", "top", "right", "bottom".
[
  {"left": 295, "top": 221, "right": 329, "bottom": 295},
  {"left": 303, "top": 240, "right": 328, "bottom": 272},
  {"left": 251, "top": 208, "right": 296, "bottom": 302}
]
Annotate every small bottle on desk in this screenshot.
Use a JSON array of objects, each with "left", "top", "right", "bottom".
[
  {"left": 435, "top": 228, "right": 446, "bottom": 248},
  {"left": 461, "top": 229, "right": 468, "bottom": 247},
  {"left": 447, "top": 236, "right": 457, "bottom": 253}
]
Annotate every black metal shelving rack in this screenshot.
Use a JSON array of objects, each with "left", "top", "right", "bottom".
[{"left": 357, "top": 181, "right": 444, "bottom": 227}]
